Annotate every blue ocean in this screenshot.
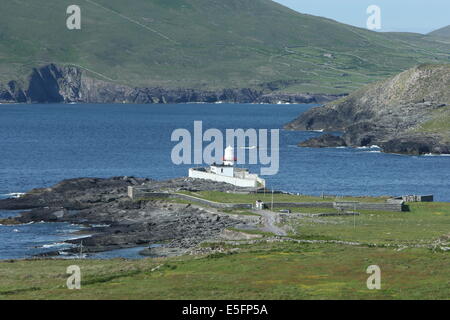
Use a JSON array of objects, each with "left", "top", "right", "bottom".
[{"left": 1, "top": 103, "right": 449, "bottom": 259}]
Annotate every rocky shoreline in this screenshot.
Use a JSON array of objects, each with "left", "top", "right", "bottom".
[
  {"left": 285, "top": 64, "right": 450, "bottom": 155},
  {"left": 0, "top": 177, "right": 260, "bottom": 258},
  {"left": 0, "top": 64, "right": 346, "bottom": 105}
]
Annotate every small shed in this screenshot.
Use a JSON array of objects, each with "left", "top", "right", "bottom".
[
  {"left": 402, "top": 195, "right": 434, "bottom": 203},
  {"left": 255, "top": 200, "right": 265, "bottom": 210}
]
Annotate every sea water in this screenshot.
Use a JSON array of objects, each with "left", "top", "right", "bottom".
[{"left": 1, "top": 103, "right": 449, "bottom": 258}]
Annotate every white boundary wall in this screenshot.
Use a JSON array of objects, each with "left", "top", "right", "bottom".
[{"left": 189, "top": 168, "right": 264, "bottom": 188}]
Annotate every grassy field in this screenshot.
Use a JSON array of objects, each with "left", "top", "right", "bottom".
[
  {"left": 1, "top": 0, "right": 449, "bottom": 92},
  {"left": 0, "top": 243, "right": 448, "bottom": 300},
  {"left": 0, "top": 194, "right": 448, "bottom": 300},
  {"left": 284, "top": 202, "right": 450, "bottom": 246},
  {"left": 177, "top": 190, "right": 388, "bottom": 203}
]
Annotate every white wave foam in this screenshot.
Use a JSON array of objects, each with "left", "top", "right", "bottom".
[
  {"left": 358, "top": 145, "right": 380, "bottom": 150},
  {"left": 91, "top": 224, "right": 110, "bottom": 228},
  {"left": 60, "top": 229, "right": 81, "bottom": 233},
  {"left": 67, "top": 235, "right": 92, "bottom": 241},
  {"left": 42, "top": 242, "right": 67, "bottom": 249},
  {"left": 1, "top": 221, "right": 35, "bottom": 227},
  {"left": 2, "top": 193, "right": 25, "bottom": 199},
  {"left": 424, "top": 153, "right": 450, "bottom": 157}
]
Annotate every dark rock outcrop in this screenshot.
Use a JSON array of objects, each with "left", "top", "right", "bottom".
[
  {"left": 299, "top": 134, "right": 347, "bottom": 148},
  {"left": 381, "top": 134, "right": 450, "bottom": 155},
  {"left": 0, "top": 177, "right": 257, "bottom": 256},
  {"left": 0, "top": 176, "right": 147, "bottom": 211},
  {"left": 286, "top": 64, "right": 450, "bottom": 155},
  {"left": 0, "top": 63, "right": 344, "bottom": 105}
]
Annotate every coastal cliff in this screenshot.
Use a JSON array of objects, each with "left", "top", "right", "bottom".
[
  {"left": 285, "top": 64, "right": 450, "bottom": 155},
  {"left": 0, "top": 64, "right": 344, "bottom": 105}
]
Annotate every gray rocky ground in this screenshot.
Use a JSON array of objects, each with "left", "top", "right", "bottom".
[{"left": 0, "top": 177, "right": 261, "bottom": 257}]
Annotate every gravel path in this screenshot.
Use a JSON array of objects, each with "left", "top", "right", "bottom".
[{"left": 257, "top": 210, "right": 287, "bottom": 236}]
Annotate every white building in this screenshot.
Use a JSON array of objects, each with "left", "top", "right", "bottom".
[{"left": 188, "top": 146, "right": 266, "bottom": 188}]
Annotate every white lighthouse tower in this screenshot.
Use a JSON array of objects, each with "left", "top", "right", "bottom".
[{"left": 223, "top": 146, "right": 236, "bottom": 166}]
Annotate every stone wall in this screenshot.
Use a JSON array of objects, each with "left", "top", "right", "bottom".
[
  {"left": 270, "top": 202, "right": 334, "bottom": 209},
  {"left": 128, "top": 187, "right": 253, "bottom": 209},
  {"left": 334, "top": 201, "right": 406, "bottom": 212},
  {"left": 172, "top": 193, "right": 253, "bottom": 209},
  {"left": 128, "top": 187, "right": 407, "bottom": 212},
  {"left": 128, "top": 187, "right": 171, "bottom": 200}
]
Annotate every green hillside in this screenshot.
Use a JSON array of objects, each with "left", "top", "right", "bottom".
[
  {"left": 1, "top": 0, "right": 449, "bottom": 92},
  {"left": 428, "top": 25, "right": 450, "bottom": 41}
]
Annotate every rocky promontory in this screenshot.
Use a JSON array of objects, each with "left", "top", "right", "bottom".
[
  {"left": 285, "top": 64, "right": 450, "bottom": 155},
  {"left": 0, "top": 177, "right": 260, "bottom": 257},
  {"left": 0, "top": 63, "right": 344, "bottom": 105}
]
